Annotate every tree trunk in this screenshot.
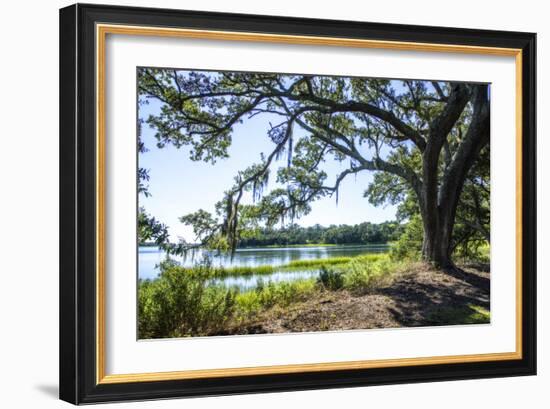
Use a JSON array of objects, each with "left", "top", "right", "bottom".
[
  {"left": 421, "top": 209, "right": 455, "bottom": 268},
  {"left": 420, "top": 156, "right": 464, "bottom": 268},
  {"left": 417, "top": 84, "right": 489, "bottom": 268},
  {"left": 419, "top": 135, "right": 457, "bottom": 268}
]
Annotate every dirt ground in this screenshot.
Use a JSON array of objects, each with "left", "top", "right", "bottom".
[{"left": 229, "top": 263, "right": 490, "bottom": 334}]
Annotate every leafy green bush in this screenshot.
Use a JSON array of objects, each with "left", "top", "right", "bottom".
[
  {"left": 256, "top": 279, "right": 316, "bottom": 308},
  {"left": 390, "top": 213, "right": 490, "bottom": 264},
  {"left": 235, "top": 291, "right": 262, "bottom": 319},
  {"left": 341, "top": 256, "right": 396, "bottom": 293},
  {"left": 138, "top": 260, "right": 236, "bottom": 339},
  {"left": 390, "top": 214, "right": 423, "bottom": 261},
  {"left": 235, "top": 278, "right": 317, "bottom": 318},
  {"left": 453, "top": 240, "right": 490, "bottom": 263},
  {"left": 317, "top": 266, "right": 344, "bottom": 291}
]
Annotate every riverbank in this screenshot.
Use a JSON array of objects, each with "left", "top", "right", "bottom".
[
  {"left": 226, "top": 263, "right": 490, "bottom": 334},
  {"left": 138, "top": 243, "right": 389, "bottom": 280},
  {"left": 138, "top": 254, "right": 490, "bottom": 339}
]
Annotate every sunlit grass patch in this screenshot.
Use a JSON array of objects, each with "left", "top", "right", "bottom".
[
  {"left": 253, "top": 243, "right": 338, "bottom": 248},
  {"left": 285, "top": 256, "right": 352, "bottom": 269},
  {"left": 427, "top": 304, "right": 490, "bottom": 325},
  {"left": 321, "top": 254, "right": 402, "bottom": 294},
  {"left": 191, "top": 254, "right": 389, "bottom": 278},
  {"left": 211, "top": 265, "right": 275, "bottom": 277},
  {"left": 235, "top": 278, "right": 318, "bottom": 319}
]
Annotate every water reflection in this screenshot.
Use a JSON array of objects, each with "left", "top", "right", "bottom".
[
  {"left": 139, "top": 244, "right": 389, "bottom": 290},
  {"left": 211, "top": 269, "right": 322, "bottom": 291}
]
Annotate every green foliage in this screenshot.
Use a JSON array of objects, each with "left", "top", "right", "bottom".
[
  {"left": 137, "top": 122, "right": 151, "bottom": 197},
  {"left": 453, "top": 240, "right": 490, "bottom": 264},
  {"left": 238, "top": 222, "right": 402, "bottom": 247},
  {"left": 138, "top": 207, "right": 169, "bottom": 245},
  {"left": 178, "top": 210, "right": 219, "bottom": 242},
  {"left": 138, "top": 251, "right": 419, "bottom": 338},
  {"left": 138, "top": 259, "right": 321, "bottom": 338},
  {"left": 286, "top": 256, "right": 352, "bottom": 269},
  {"left": 365, "top": 147, "right": 422, "bottom": 221},
  {"left": 258, "top": 279, "right": 316, "bottom": 308},
  {"left": 138, "top": 68, "right": 490, "bottom": 266},
  {"left": 477, "top": 243, "right": 490, "bottom": 263},
  {"left": 317, "top": 266, "right": 344, "bottom": 291},
  {"left": 390, "top": 214, "right": 424, "bottom": 261},
  {"left": 450, "top": 145, "right": 490, "bottom": 260},
  {"left": 213, "top": 264, "right": 275, "bottom": 277},
  {"left": 138, "top": 260, "right": 236, "bottom": 338},
  {"left": 340, "top": 255, "right": 398, "bottom": 294},
  {"left": 174, "top": 255, "right": 365, "bottom": 279},
  {"left": 428, "top": 304, "right": 490, "bottom": 325},
  {"left": 234, "top": 279, "right": 317, "bottom": 319}
]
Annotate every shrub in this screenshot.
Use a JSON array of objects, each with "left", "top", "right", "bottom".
[
  {"left": 235, "top": 278, "right": 317, "bottom": 318},
  {"left": 342, "top": 256, "right": 396, "bottom": 294},
  {"left": 235, "top": 291, "right": 262, "bottom": 319},
  {"left": 453, "top": 240, "right": 490, "bottom": 264},
  {"left": 317, "top": 266, "right": 344, "bottom": 291},
  {"left": 390, "top": 215, "right": 423, "bottom": 261},
  {"left": 138, "top": 259, "right": 236, "bottom": 339},
  {"left": 256, "top": 279, "right": 316, "bottom": 308}
]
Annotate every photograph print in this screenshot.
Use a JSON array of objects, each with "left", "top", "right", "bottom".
[{"left": 137, "top": 68, "right": 490, "bottom": 340}]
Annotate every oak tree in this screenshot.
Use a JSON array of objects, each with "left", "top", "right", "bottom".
[{"left": 138, "top": 69, "right": 489, "bottom": 267}]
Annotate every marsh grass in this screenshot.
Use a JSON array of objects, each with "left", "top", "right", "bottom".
[
  {"left": 177, "top": 255, "right": 374, "bottom": 278},
  {"left": 235, "top": 278, "right": 318, "bottom": 319},
  {"left": 317, "top": 266, "right": 345, "bottom": 291},
  {"left": 285, "top": 256, "right": 354, "bottom": 269},
  {"left": 138, "top": 253, "right": 402, "bottom": 338},
  {"left": 339, "top": 255, "right": 401, "bottom": 294}
]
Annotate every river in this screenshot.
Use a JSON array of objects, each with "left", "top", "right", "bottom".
[{"left": 139, "top": 244, "right": 389, "bottom": 290}]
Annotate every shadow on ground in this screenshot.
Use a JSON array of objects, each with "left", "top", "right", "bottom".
[{"left": 379, "top": 266, "right": 490, "bottom": 327}]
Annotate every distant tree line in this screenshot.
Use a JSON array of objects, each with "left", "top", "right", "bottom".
[{"left": 238, "top": 221, "right": 403, "bottom": 247}]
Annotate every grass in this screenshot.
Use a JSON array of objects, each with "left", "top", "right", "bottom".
[
  {"left": 427, "top": 304, "right": 490, "bottom": 325},
  {"left": 235, "top": 278, "right": 318, "bottom": 319},
  {"left": 211, "top": 264, "right": 275, "bottom": 277},
  {"left": 316, "top": 254, "right": 402, "bottom": 294},
  {"left": 285, "top": 256, "right": 355, "bottom": 269},
  {"left": 138, "top": 253, "right": 487, "bottom": 338},
  {"left": 138, "top": 254, "right": 394, "bottom": 338},
  {"left": 175, "top": 254, "right": 388, "bottom": 279},
  {"left": 138, "top": 260, "right": 321, "bottom": 338}
]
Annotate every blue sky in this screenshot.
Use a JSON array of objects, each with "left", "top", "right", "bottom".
[{"left": 138, "top": 82, "right": 398, "bottom": 243}]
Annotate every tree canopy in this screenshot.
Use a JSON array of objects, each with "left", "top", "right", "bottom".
[{"left": 138, "top": 69, "right": 490, "bottom": 267}]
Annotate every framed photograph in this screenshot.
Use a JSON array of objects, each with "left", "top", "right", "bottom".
[{"left": 59, "top": 3, "right": 536, "bottom": 404}]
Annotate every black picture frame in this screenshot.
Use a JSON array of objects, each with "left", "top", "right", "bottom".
[{"left": 59, "top": 3, "right": 536, "bottom": 404}]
